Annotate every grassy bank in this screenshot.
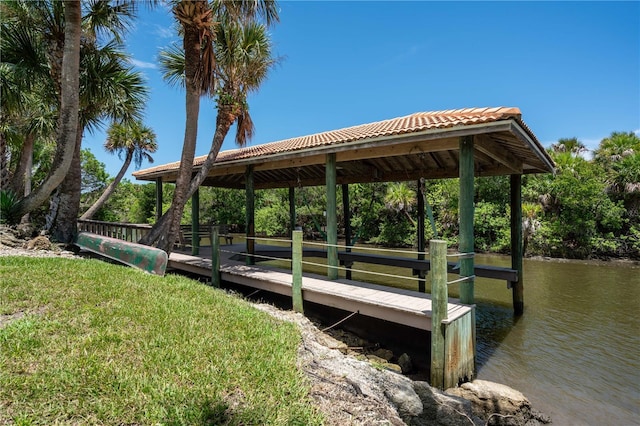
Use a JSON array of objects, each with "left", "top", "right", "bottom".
[{"left": 0, "top": 256, "right": 322, "bottom": 425}]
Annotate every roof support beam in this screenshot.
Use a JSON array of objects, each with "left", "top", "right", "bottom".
[
  {"left": 475, "top": 135, "right": 523, "bottom": 174},
  {"left": 459, "top": 136, "right": 475, "bottom": 305},
  {"left": 326, "top": 153, "right": 338, "bottom": 280}
]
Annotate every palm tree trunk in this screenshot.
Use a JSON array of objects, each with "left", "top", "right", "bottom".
[
  {"left": 13, "top": 0, "right": 81, "bottom": 218},
  {"left": 11, "top": 133, "right": 35, "bottom": 197},
  {"left": 47, "top": 124, "right": 83, "bottom": 243},
  {"left": 186, "top": 109, "right": 236, "bottom": 197},
  {"left": 140, "top": 20, "right": 202, "bottom": 253},
  {"left": 0, "top": 132, "right": 9, "bottom": 191},
  {"left": 80, "top": 150, "right": 133, "bottom": 220}
]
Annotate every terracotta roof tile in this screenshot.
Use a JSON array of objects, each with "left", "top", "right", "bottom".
[{"left": 135, "top": 106, "right": 531, "bottom": 176}]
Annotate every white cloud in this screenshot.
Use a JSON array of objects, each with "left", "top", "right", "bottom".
[{"left": 130, "top": 58, "right": 157, "bottom": 69}]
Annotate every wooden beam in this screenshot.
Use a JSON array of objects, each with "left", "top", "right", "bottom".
[
  {"left": 245, "top": 165, "right": 255, "bottom": 265},
  {"left": 155, "top": 177, "right": 163, "bottom": 221},
  {"left": 326, "top": 153, "right": 338, "bottom": 280},
  {"left": 342, "top": 183, "right": 352, "bottom": 280},
  {"left": 511, "top": 174, "right": 524, "bottom": 315},
  {"left": 459, "top": 136, "right": 475, "bottom": 304},
  {"left": 289, "top": 186, "right": 296, "bottom": 238},
  {"left": 191, "top": 188, "right": 200, "bottom": 256},
  {"left": 417, "top": 179, "right": 426, "bottom": 292},
  {"left": 475, "top": 135, "right": 523, "bottom": 174}
]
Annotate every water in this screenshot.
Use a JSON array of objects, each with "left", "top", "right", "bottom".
[{"left": 251, "top": 239, "right": 640, "bottom": 424}]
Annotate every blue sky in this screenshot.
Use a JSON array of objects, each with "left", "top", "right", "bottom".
[{"left": 82, "top": 1, "right": 640, "bottom": 180}]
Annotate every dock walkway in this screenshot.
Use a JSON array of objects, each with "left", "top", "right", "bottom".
[{"left": 168, "top": 243, "right": 472, "bottom": 332}]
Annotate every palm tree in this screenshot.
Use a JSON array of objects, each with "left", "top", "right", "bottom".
[
  {"left": 140, "top": 0, "right": 279, "bottom": 253},
  {"left": 384, "top": 182, "right": 417, "bottom": 226},
  {"left": 550, "top": 137, "right": 587, "bottom": 157},
  {"left": 5, "top": 0, "right": 81, "bottom": 220},
  {"left": 48, "top": 39, "right": 148, "bottom": 242},
  {"left": 81, "top": 121, "right": 157, "bottom": 220}
]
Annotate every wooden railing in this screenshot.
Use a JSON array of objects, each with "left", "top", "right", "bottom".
[{"left": 77, "top": 219, "right": 152, "bottom": 243}]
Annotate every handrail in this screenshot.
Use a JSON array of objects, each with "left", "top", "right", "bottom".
[{"left": 77, "top": 219, "right": 152, "bottom": 243}]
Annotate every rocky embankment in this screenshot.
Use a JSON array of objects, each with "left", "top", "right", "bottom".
[{"left": 1, "top": 225, "right": 551, "bottom": 425}]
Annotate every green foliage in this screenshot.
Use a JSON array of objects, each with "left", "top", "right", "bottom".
[
  {"left": 0, "top": 190, "right": 20, "bottom": 224},
  {"left": 474, "top": 202, "right": 510, "bottom": 253},
  {"left": 255, "top": 204, "right": 289, "bottom": 236},
  {"left": 81, "top": 149, "right": 110, "bottom": 194}
]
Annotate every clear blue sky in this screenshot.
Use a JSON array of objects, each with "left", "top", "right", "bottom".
[{"left": 82, "top": 1, "right": 640, "bottom": 181}]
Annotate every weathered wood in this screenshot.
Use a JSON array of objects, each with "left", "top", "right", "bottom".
[
  {"left": 155, "top": 177, "right": 163, "bottom": 221},
  {"left": 75, "top": 231, "right": 167, "bottom": 276},
  {"left": 289, "top": 186, "right": 296, "bottom": 238},
  {"left": 459, "top": 135, "right": 475, "bottom": 304},
  {"left": 342, "top": 183, "right": 352, "bottom": 280},
  {"left": 430, "top": 239, "right": 448, "bottom": 389},
  {"left": 211, "top": 226, "right": 220, "bottom": 288},
  {"left": 326, "top": 153, "right": 338, "bottom": 279},
  {"left": 245, "top": 165, "right": 255, "bottom": 265},
  {"left": 443, "top": 309, "right": 475, "bottom": 389},
  {"left": 511, "top": 174, "right": 524, "bottom": 315},
  {"left": 191, "top": 188, "right": 200, "bottom": 256},
  {"left": 252, "top": 249, "right": 517, "bottom": 282},
  {"left": 417, "top": 179, "right": 426, "bottom": 292},
  {"left": 292, "top": 230, "right": 303, "bottom": 313}
]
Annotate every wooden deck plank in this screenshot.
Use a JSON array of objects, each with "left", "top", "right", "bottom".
[{"left": 168, "top": 246, "right": 472, "bottom": 331}]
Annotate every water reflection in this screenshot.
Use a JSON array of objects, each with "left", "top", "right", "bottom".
[{"left": 247, "top": 239, "right": 640, "bottom": 424}]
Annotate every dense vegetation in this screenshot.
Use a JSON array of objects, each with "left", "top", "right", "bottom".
[
  {"left": 72, "top": 133, "right": 640, "bottom": 260},
  {"left": 0, "top": 256, "right": 322, "bottom": 424}
]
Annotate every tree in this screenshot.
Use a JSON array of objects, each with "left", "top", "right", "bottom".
[
  {"left": 141, "top": 3, "right": 279, "bottom": 253},
  {"left": 384, "top": 182, "right": 416, "bottom": 226},
  {"left": 550, "top": 137, "right": 588, "bottom": 157},
  {"left": 81, "top": 121, "right": 157, "bottom": 220},
  {"left": 8, "top": 0, "right": 81, "bottom": 220},
  {"left": 593, "top": 131, "right": 640, "bottom": 203}
]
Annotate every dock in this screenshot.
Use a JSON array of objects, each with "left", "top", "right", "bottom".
[{"left": 169, "top": 243, "right": 472, "bottom": 331}]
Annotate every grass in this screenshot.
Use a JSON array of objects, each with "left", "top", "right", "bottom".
[{"left": 0, "top": 256, "right": 323, "bottom": 425}]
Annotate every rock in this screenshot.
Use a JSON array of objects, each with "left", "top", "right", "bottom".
[
  {"left": 446, "top": 379, "right": 550, "bottom": 425},
  {"left": 384, "top": 363, "right": 403, "bottom": 374},
  {"left": 26, "top": 236, "right": 53, "bottom": 251},
  {"left": 366, "top": 354, "right": 389, "bottom": 364},
  {"left": 398, "top": 352, "right": 413, "bottom": 374},
  {"left": 373, "top": 348, "right": 394, "bottom": 361}
]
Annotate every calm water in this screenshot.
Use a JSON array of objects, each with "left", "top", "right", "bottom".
[{"left": 257, "top": 241, "right": 640, "bottom": 424}]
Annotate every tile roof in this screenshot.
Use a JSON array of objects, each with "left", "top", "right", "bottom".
[{"left": 135, "top": 106, "right": 536, "bottom": 177}]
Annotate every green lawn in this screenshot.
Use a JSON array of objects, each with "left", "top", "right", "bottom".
[{"left": 0, "top": 256, "right": 322, "bottom": 425}]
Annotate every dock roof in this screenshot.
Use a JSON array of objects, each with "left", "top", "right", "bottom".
[{"left": 133, "top": 106, "right": 554, "bottom": 189}]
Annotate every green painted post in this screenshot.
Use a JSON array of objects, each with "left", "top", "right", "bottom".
[
  {"left": 211, "top": 225, "right": 220, "bottom": 288},
  {"left": 289, "top": 186, "right": 296, "bottom": 239},
  {"left": 430, "top": 239, "right": 448, "bottom": 390},
  {"left": 292, "top": 230, "right": 304, "bottom": 313},
  {"left": 155, "top": 178, "right": 163, "bottom": 221},
  {"left": 192, "top": 188, "right": 200, "bottom": 256},
  {"left": 326, "top": 153, "right": 338, "bottom": 279},
  {"left": 459, "top": 136, "right": 475, "bottom": 304},
  {"left": 342, "top": 184, "right": 352, "bottom": 280},
  {"left": 417, "top": 179, "right": 426, "bottom": 292},
  {"left": 511, "top": 174, "right": 524, "bottom": 315},
  {"left": 245, "top": 166, "right": 255, "bottom": 265}
]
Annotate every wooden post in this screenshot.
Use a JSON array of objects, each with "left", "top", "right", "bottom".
[
  {"left": 417, "top": 179, "right": 426, "bottom": 292},
  {"left": 326, "top": 153, "right": 338, "bottom": 279},
  {"left": 342, "top": 183, "right": 352, "bottom": 280},
  {"left": 459, "top": 136, "right": 475, "bottom": 304},
  {"left": 211, "top": 226, "right": 220, "bottom": 288},
  {"left": 430, "top": 239, "right": 448, "bottom": 390},
  {"left": 289, "top": 186, "right": 296, "bottom": 239},
  {"left": 511, "top": 174, "right": 524, "bottom": 315},
  {"left": 292, "top": 230, "right": 304, "bottom": 313},
  {"left": 155, "top": 177, "right": 163, "bottom": 221},
  {"left": 191, "top": 188, "right": 200, "bottom": 256},
  {"left": 246, "top": 166, "right": 255, "bottom": 265}
]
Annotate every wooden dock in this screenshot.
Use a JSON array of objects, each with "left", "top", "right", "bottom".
[{"left": 168, "top": 243, "right": 472, "bottom": 332}]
